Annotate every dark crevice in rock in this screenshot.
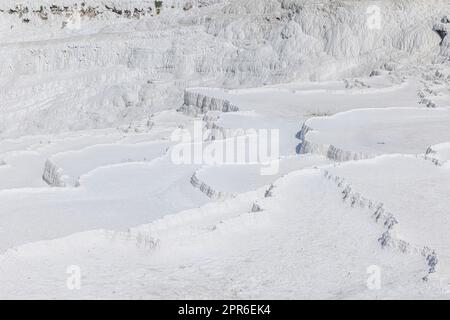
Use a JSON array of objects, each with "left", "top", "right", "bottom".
[{"left": 433, "top": 25, "right": 448, "bottom": 45}]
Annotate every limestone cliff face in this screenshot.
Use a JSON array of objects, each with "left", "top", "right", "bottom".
[
  {"left": 42, "top": 159, "right": 67, "bottom": 187},
  {"left": 180, "top": 90, "right": 239, "bottom": 116},
  {"left": 1, "top": 0, "right": 449, "bottom": 137}
]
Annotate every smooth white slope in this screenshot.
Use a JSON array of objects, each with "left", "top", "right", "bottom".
[
  {"left": 303, "top": 107, "right": 450, "bottom": 156},
  {"left": 186, "top": 78, "right": 423, "bottom": 119},
  {"left": 0, "top": 169, "right": 439, "bottom": 299},
  {"left": 0, "top": 153, "right": 209, "bottom": 252},
  {"left": 46, "top": 140, "right": 171, "bottom": 186},
  {"left": 195, "top": 154, "right": 330, "bottom": 195},
  {"left": 326, "top": 155, "right": 450, "bottom": 286}
]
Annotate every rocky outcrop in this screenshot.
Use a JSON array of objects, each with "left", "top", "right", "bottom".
[
  {"left": 179, "top": 90, "right": 239, "bottom": 116},
  {"left": 203, "top": 115, "right": 244, "bottom": 141},
  {"left": 425, "top": 143, "right": 450, "bottom": 166},
  {"left": 251, "top": 201, "right": 263, "bottom": 212},
  {"left": 203, "top": 115, "right": 228, "bottom": 141},
  {"left": 0, "top": 1, "right": 186, "bottom": 22},
  {"left": 190, "top": 172, "right": 235, "bottom": 200},
  {"left": 326, "top": 145, "right": 374, "bottom": 162},
  {"left": 5, "top": 4, "right": 102, "bottom": 22},
  {"left": 433, "top": 23, "right": 449, "bottom": 45},
  {"left": 323, "top": 169, "right": 438, "bottom": 277},
  {"left": 425, "top": 146, "right": 442, "bottom": 166},
  {"left": 42, "top": 160, "right": 66, "bottom": 187}
]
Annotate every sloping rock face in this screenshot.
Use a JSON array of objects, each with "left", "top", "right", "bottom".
[
  {"left": 42, "top": 159, "right": 66, "bottom": 187},
  {"left": 179, "top": 90, "right": 239, "bottom": 116}
]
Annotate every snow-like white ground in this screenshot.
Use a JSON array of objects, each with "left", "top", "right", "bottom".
[
  {"left": 1, "top": 0, "right": 450, "bottom": 299},
  {"left": 187, "top": 77, "right": 423, "bottom": 119},
  {"left": 0, "top": 169, "right": 440, "bottom": 299},
  {"left": 195, "top": 154, "right": 330, "bottom": 195},
  {"left": 302, "top": 107, "right": 450, "bottom": 157},
  {"left": 326, "top": 155, "right": 450, "bottom": 286},
  {"left": 45, "top": 140, "right": 171, "bottom": 186}
]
